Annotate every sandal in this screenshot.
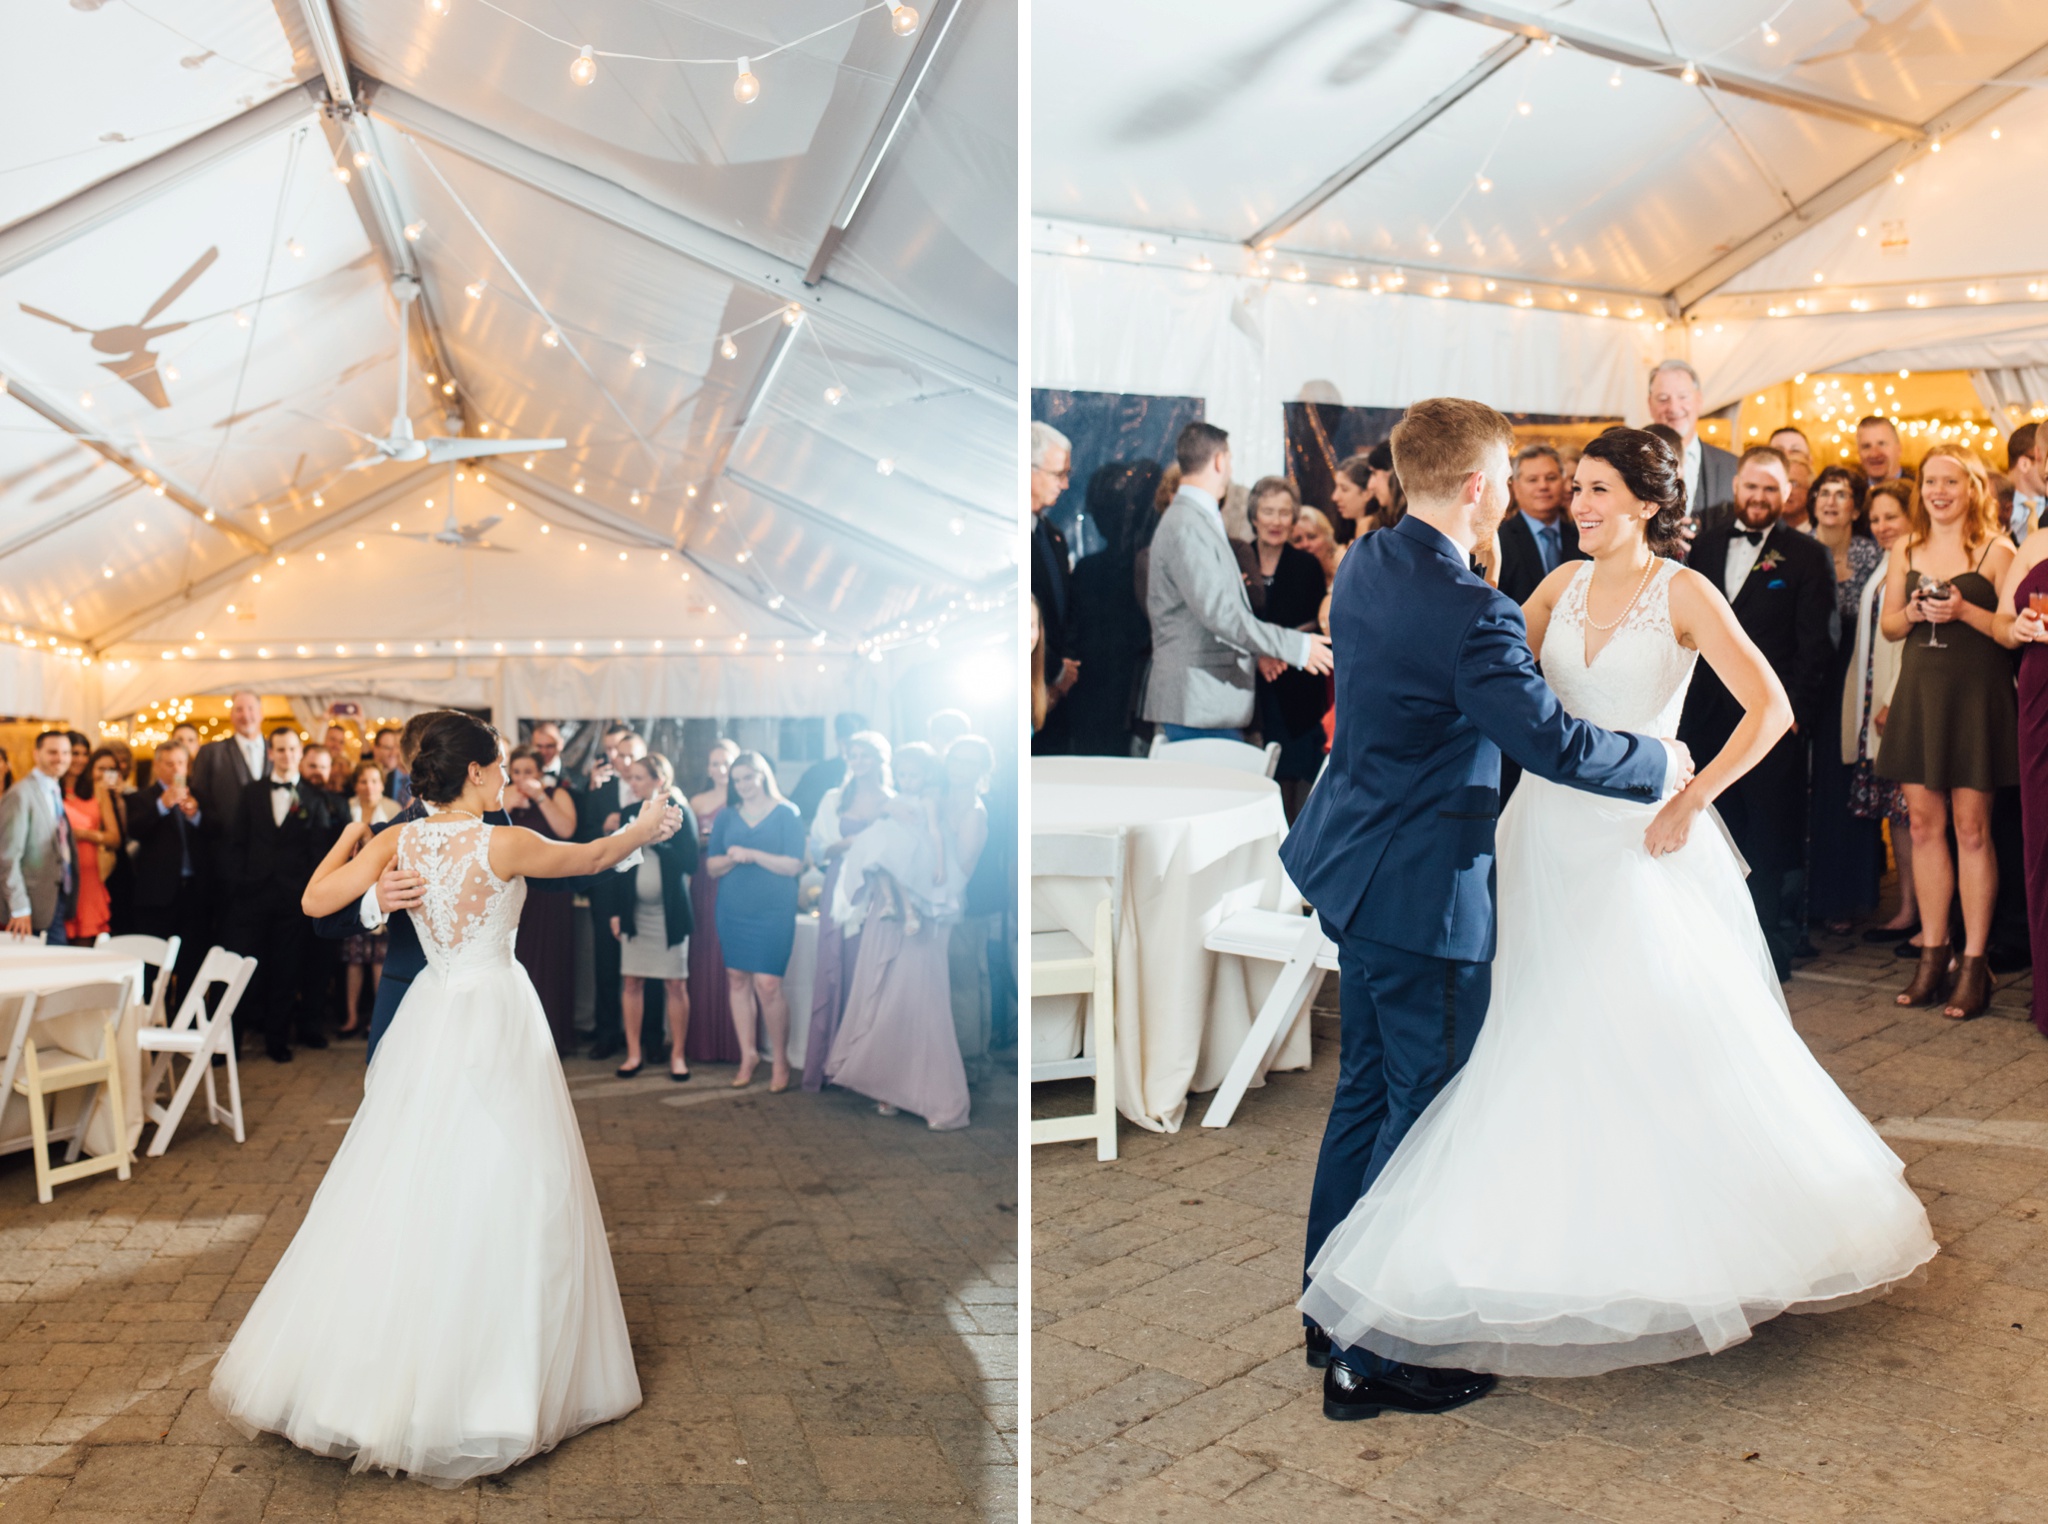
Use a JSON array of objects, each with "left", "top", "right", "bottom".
[
  {"left": 1897, "top": 944, "right": 1954, "bottom": 1008},
  {"left": 1944, "top": 954, "right": 1994, "bottom": 1021}
]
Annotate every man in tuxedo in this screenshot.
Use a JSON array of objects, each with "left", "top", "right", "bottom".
[
  {"left": 1031, "top": 420, "right": 1080, "bottom": 751},
  {"left": 577, "top": 727, "right": 648, "bottom": 1060},
  {"left": 1678, "top": 446, "right": 1836, "bottom": 981},
  {"left": 0, "top": 731, "right": 77, "bottom": 942},
  {"left": 2008, "top": 423, "right": 2042, "bottom": 543},
  {"left": 226, "top": 727, "right": 340, "bottom": 1061},
  {"left": 1494, "top": 443, "right": 1585, "bottom": 605},
  {"left": 1649, "top": 360, "right": 1738, "bottom": 535},
  {"left": 126, "top": 739, "right": 209, "bottom": 1004}
]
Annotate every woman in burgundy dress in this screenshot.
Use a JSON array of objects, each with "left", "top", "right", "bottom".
[
  {"left": 802, "top": 733, "right": 893, "bottom": 1092},
  {"left": 1995, "top": 520, "right": 2048, "bottom": 1037},
  {"left": 685, "top": 740, "right": 742, "bottom": 1064},
  {"left": 506, "top": 744, "right": 580, "bottom": 1054}
]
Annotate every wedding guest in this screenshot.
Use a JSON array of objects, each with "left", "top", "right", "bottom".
[
  {"left": 803, "top": 732, "right": 892, "bottom": 1092},
  {"left": 300, "top": 744, "right": 334, "bottom": 793},
  {"left": 1291, "top": 505, "right": 1341, "bottom": 581},
  {"left": 789, "top": 712, "right": 867, "bottom": 829},
  {"left": 823, "top": 743, "right": 972, "bottom": 1130},
  {"left": 1649, "top": 360, "right": 1738, "bottom": 533},
  {"left": 1878, "top": 449, "right": 2017, "bottom": 1019},
  {"left": 64, "top": 746, "right": 122, "bottom": 944},
  {"left": 92, "top": 744, "right": 138, "bottom": 934},
  {"left": 504, "top": 745, "right": 577, "bottom": 1053},
  {"left": 323, "top": 724, "right": 352, "bottom": 772},
  {"left": 1846, "top": 484, "right": 1920, "bottom": 946},
  {"left": 0, "top": 732, "right": 76, "bottom": 942},
  {"left": 686, "top": 739, "right": 741, "bottom": 1065},
  {"left": 128, "top": 739, "right": 207, "bottom": 1001},
  {"left": 227, "top": 727, "right": 338, "bottom": 1062},
  {"left": 370, "top": 726, "right": 411, "bottom": 806},
  {"left": 296, "top": 743, "right": 346, "bottom": 1028},
  {"left": 1496, "top": 443, "right": 1584, "bottom": 605},
  {"left": 1246, "top": 476, "right": 1331, "bottom": 814},
  {"left": 1678, "top": 445, "right": 1836, "bottom": 980},
  {"left": 1065, "top": 461, "right": 1160, "bottom": 757},
  {"left": 927, "top": 709, "right": 973, "bottom": 755},
  {"left": 942, "top": 735, "right": 998, "bottom": 1086},
  {"left": 577, "top": 726, "right": 646, "bottom": 1061},
  {"left": 2008, "top": 423, "right": 2042, "bottom": 544},
  {"left": 1781, "top": 456, "right": 1815, "bottom": 533},
  {"left": 529, "top": 721, "right": 566, "bottom": 783},
  {"left": 191, "top": 691, "right": 268, "bottom": 910},
  {"left": 169, "top": 722, "right": 201, "bottom": 757},
  {"left": 1806, "top": 466, "right": 1885, "bottom": 930},
  {"left": 0, "top": 747, "right": 14, "bottom": 796},
  {"left": 1770, "top": 427, "right": 1813, "bottom": 473},
  {"left": 1991, "top": 420, "right": 2048, "bottom": 1036},
  {"left": 1141, "top": 422, "right": 1332, "bottom": 743},
  {"left": 600, "top": 752, "right": 697, "bottom": 1080},
  {"left": 1857, "top": 416, "right": 1911, "bottom": 490},
  {"left": 336, "top": 763, "right": 402, "bottom": 1037},
  {"left": 706, "top": 752, "right": 805, "bottom": 1090},
  {"left": 1331, "top": 451, "right": 1378, "bottom": 541},
  {"left": 1030, "top": 598, "right": 1053, "bottom": 737},
  {"left": 1031, "top": 420, "right": 1080, "bottom": 748}
]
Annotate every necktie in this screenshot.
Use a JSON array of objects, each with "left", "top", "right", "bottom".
[
  {"left": 1537, "top": 522, "right": 1561, "bottom": 572},
  {"left": 51, "top": 783, "right": 73, "bottom": 897}
]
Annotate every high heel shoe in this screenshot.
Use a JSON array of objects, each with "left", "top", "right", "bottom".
[
  {"left": 1944, "top": 954, "right": 1994, "bottom": 1020},
  {"left": 1897, "top": 944, "right": 1954, "bottom": 1007}
]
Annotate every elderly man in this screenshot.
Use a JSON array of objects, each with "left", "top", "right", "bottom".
[
  {"left": 1649, "top": 359, "right": 1739, "bottom": 534},
  {"left": 1031, "top": 419, "right": 1080, "bottom": 748},
  {"left": 1494, "top": 443, "right": 1585, "bottom": 605},
  {"left": 1678, "top": 446, "right": 1835, "bottom": 981},
  {"left": 0, "top": 731, "right": 76, "bottom": 942},
  {"left": 226, "top": 727, "right": 340, "bottom": 1062},
  {"left": 189, "top": 689, "right": 269, "bottom": 940},
  {"left": 1856, "top": 416, "right": 1910, "bottom": 489},
  {"left": 1140, "top": 422, "right": 1332, "bottom": 742}
]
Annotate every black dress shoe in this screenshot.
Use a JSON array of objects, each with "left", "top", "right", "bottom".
[
  {"left": 265, "top": 1042, "right": 293, "bottom": 1063},
  {"left": 1304, "top": 1324, "right": 1332, "bottom": 1369},
  {"left": 1863, "top": 925, "right": 1915, "bottom": 943},
  {"left": 1323, "top": 1358, "right": 1495, "bottom": 1421},
  {"left": 297, "top": 1030, "right": 329, "bottom": 1050}
]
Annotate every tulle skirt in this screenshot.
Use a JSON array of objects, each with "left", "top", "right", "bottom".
[
  {"left": 210, "top": 957, "right": 641, "bottom": 1483},
  {"left": 1300, "top": 773, "right": 1937, "bottom": 1377}
]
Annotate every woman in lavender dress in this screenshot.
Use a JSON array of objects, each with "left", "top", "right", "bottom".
[
  {"left": 685, "top": 740, "right": 741, "bottom": 1065},
  {"left": 802, "top": 733, "right": 892, "bottom": 1092}
]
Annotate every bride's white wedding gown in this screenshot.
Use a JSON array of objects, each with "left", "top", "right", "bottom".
[
  {"left": 1300, "top": 558, "right": 1937, "bottom": 1377},
  {"left": 210, "top": 818, "right": 640, "bottom": 1483}
]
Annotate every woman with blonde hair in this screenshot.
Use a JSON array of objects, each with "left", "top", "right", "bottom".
[
  {"left": 1875, "top": 449, "right": 2018, "bottom": 1019},
  {"left": 1290, "top": 505, "right": 1341, "bottom": 581}
]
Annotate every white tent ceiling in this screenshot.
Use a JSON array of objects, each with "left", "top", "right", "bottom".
[
  {"left": 1032, "top": 0, "right": 2048, "bottom": 466},
  {"left": 0, "top": 0, "right": 1016, "bottom": 720}
]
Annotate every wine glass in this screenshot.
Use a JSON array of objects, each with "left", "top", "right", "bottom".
[{"left": 1918, "top": 573, "right": 1951, "bottom": 650}]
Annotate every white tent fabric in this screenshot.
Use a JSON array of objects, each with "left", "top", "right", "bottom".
[
  {"left": 1032, "top": 0, "right": 2048, "bottom": 443},
  {"left": 0, "top": 0, "right": 1016, "bottom": 724}
]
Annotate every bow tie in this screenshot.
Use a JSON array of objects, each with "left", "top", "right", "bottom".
[
  {"left": 1737, "top": 529, "right": 1767, "bottom": 546},
  {"left": 271, "top": 782, "right": 296, "bottom": 793}
]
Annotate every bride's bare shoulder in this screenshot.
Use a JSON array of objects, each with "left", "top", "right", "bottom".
[
  {"left": 1525, "top": 560, "right": 1585, "bottom": 613},
  {"left": 1664, "top": 562, "right": 1732, "bottom": 647}
]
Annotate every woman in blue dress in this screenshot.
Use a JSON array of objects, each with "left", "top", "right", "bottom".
[{"left": 706, "top": 752, "right": 807, "bottom": 1091}]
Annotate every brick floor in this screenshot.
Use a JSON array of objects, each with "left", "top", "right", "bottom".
[
  {"left": 0, "top": 1043, "right": 1017, "bottom": 1522},
  {"left": 1033, "top": 924, "right": 2048, "bottom": 1524}
]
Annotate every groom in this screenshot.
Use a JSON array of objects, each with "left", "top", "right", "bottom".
[{"left": 1281, "top": 398, "right": 1687, "bottom": 1421}]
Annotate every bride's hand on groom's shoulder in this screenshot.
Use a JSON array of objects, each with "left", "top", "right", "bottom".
[{"left": 1644, "top": 786, "right": 1704, "bottom": 859}]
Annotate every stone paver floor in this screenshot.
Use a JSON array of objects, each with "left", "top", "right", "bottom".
[
  {"left": 0, "top": 1038, "right": 1017, "bottom": 1522},
  {"left": 1034, "top": 920, "right": 2048, "bottom": 1524}
]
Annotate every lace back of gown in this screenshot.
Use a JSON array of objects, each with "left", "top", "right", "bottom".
[{"left": 398, "top": 819, "right": 525, "bottom": 975}]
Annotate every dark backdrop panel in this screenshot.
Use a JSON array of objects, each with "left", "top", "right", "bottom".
[{"left": 1032, "top": 389, "right": 1205, "bottom": 557}]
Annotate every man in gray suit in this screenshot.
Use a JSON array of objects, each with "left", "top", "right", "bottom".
[
  {"left": 1141, "top": 422, "right": 1333, "bottom": 740},
  {"left": 0, "top": 731, "right": 78, "bottom": 942},
  {"left": 1649, "top": 359, "right": 1738, "bottom": 537}
]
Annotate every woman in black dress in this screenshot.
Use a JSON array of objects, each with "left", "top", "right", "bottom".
[
  {"left": 1063, "top": 460, "right": 1162, "bottom": 756},
  {"left": 1245, "top": 477, "right": 1330, "bottom": 816}
]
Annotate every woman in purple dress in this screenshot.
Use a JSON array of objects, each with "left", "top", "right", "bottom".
[
  {"left": 802, "top": 733, "right": 893, "bottom": 1092},
  {"left": 1995, "top": 514, "right": 2048, "bottom": 1037},
  {"left": 685, "top": 739, "right": 741, "bottom": 1065},
  {"left": 506, "top": 745, "right": 580, "bottom": 1054}
]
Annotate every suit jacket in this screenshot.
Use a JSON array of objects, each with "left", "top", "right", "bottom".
[
  {"left": 126, "top": 781, "right": 206, "bottom": 910},
  {"left": 1280, "top": 516, "right": 1669, "bottom": 961},
  {"left": 1692, "top": 442, "right": 1741, "bottom": 536},
  {"left": 0, "top": 774, "right": 69, "bottom": 926},
  {"left": 1495, "top": 512, "right": 1586, "bottom": 607},
  {"left": 1140, "top": 489, "right": 1313, "bottom": 729},
  {"left": 190, "top": 736, "right": 268, "bottom": 839},
  {"left": 1032, "top": 512, "right": 1075, "bottom": 673},
  {"left": 230, "top": 779, "right": 338, "bottom": 894},
  {"left": 595, "top": 798, "right": 700, "bottom": 947},
  {"left": 1678, "top": 521, "right": 1837, "bottom": 761}
]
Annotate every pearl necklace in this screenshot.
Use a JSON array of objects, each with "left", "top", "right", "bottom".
[{"left": 1582, "top": 558, "right": 1658, "bottom": 633}]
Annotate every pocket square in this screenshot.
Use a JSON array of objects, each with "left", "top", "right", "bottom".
[{"left": 1767, "top": 579, "right": 1786, "bottom": 589}]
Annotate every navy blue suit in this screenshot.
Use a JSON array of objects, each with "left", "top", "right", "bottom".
[{"left": 1280, "top": 516, "right": 1669, "bottom": 1374}]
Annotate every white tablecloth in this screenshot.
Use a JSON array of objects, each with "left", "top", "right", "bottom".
[
  {"left": 0, "top": 945, "right": 147, "bottom": 1158},
  {"left": 1033, "top": 758, "right": 1311, "bottom": 1132}
]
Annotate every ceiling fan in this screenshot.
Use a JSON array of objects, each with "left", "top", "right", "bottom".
[
  {"left": 389, "top": 459, "right": 513, "bottom": 552},
  {"left": 345, "top": 275, "right": 566, "bottom": 469}
]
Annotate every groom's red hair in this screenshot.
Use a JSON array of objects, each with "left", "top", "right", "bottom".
[{"left": 1390, "top": 397, "right": 1516, "bottom": 506}]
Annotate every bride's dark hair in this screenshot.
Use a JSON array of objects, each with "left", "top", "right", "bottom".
[
  {"left": 409, "top": 711, "right": 504, "bottom": 804},
  {"left": 1580, "top": 426, "right": 1688, "bottom": 557}
]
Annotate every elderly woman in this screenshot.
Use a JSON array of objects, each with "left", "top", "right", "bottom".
[{"left": 1808, "top": 465, "right": 1886, "bottom": 931}]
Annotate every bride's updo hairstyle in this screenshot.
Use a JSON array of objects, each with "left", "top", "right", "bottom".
[
  {"left": 1580, "top": 426, "right": 1688, "bottom": 557},
  {"left": 409, "top": 711, "right": 505, "bottom": 805}
]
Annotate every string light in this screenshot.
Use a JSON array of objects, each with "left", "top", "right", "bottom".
[
  {"left": 1680, "top": 61, "right": 1698, "bottom": 84},
  {"left": 1761, "top": 22, "right": 1780, "bottom": 44},
  {"left": 286, "top": 238, "right": 304, "bottom": 258},
  {"left": 782, "top": 304, "right": 803, "bottom": 327},
  {"left": 541, "top": 329, "right": 561, "bottom": 348},
  {"left": 403, "top": 221, "right": 424, "bottom": 241},
  {"left": 734, "top": 58, "right": 760, "bottom": 103},
  {"left": 465, "top": 281, "right": 485, "bottom": 299},
  {"left": 570, "top": 45, "right": 596, "bottom": 85},
  {"left": 875, "top": 458, "right": 895, "bottom": 475},
  {"left": 891, "top": 4, "right": 919, "bottom": 35},
  {"left": 824, "top": 385, "right": 845, "bottom": 405},
  {"left": 629, "top": 347, "right": 646, "bottom": 368},
  {"left": 719, "top": 335, "right": 739, "bottom": 360}
]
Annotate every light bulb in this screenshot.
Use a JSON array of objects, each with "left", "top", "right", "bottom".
[
  {"left": 287, "top": 238, "right": 304, "bottom": 257},
  {"left": 1516, "top": 100, "right": 1531, "bottom": 116},
  {"left": 876, "top": 458, "right": 895, "bottom": 475},
  {"left": 334, "top": 166, "right": 351, "bottom": 184},
  {"left": 312, "top": 493, "right": 324, "bottom": 507},
  {"left": 165, "top": 366, "right": 179, "bottom": 382},
  {"left": 542, "top": 329, "right": 560, "bottom": 348},
  {"left": 891, "top": 4, "right": 919, "bottom": 35},
  {"left": 1761, "top": 24, "right": 1779, "bottom": 44},
  {"left": 719, "top": 334, "right": 738, "bottom": 360},
  {"left": 1608, "top": 70, "right": 1622, "bottom": 88},
  {"left": 1680, "top": 61, "right": 1697, "bottom": 84},
  {"left": 427, "top": 0, "right": 447, "bottom": 13},
  {"left": 1426, "top": 239, "right": 1441, "bottom": 255},
  {"left": 1475, "top": 174, "right": 1492, "bottom": 192},
  {"left": 824, "top": 385, "right": 845, "bottom": 405},
  {"left": 782, "top": 303, "right": 802, "bottom": 326},
  {"left": 403, "top": 221, "right": 424, "bottom": 241},
  {"left": 733, "top": 58, "right": 760, "bottom": 104},
  {"left": 352, "top": 150, "right": 369, "bottom": 168},
  {"left": 234, "top": 308, "right": 250, "bottom": 327},
  {"left": 465, "top": 280, "right": 484, "bottom": 299},
  {"left": 570, "top": 46, "right": 596, "bottom": 86},
  {"left": 629, "top": 347, "right": 646, "bottom": 368}
]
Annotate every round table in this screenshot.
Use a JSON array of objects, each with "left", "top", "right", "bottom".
[
  {"left": 1032, "top": 757, "right": 1310, "bottom": 1132},
  {"left": 0, "top": 943, "right": 147, "bottom": 1159}
]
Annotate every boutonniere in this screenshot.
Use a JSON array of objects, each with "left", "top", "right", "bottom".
[{"left": 1755, "top": 549, "right": 1784, "bottom": 574}]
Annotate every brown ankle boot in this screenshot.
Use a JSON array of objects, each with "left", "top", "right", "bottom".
[
  {"left": 1944, "top": 954, "right": 1994, "bottom": 1020},
  {"left": 1898, "top": 944, "right": 1954, "bottom": 1007}
]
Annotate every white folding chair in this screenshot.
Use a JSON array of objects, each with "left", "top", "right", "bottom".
[
  {"left": 1199, "top": 904, "right": 1339, "bottom": 1127},
  {"left": 135, "top": 947, "right": 253, "bottom": 1157},
  {"left": 93, "top": 933, "right": 182, "bottom": 1029},
  {"left": 1029, "top": 829, "right": 1124, "bottom": 1161},
  {"left": 1148, "top": 735, "right": 1282, "bottom": 777},
  {"left": 1, "top": 980, "right": 135, "bottom": 1203}
]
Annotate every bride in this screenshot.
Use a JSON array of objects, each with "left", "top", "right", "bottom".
[
  {"left": 1300, "top": 427, "right": 1936, "bottom": 1380},
  {"left": 210, "top": 711, "right": 681, "bottom": 1484}
]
